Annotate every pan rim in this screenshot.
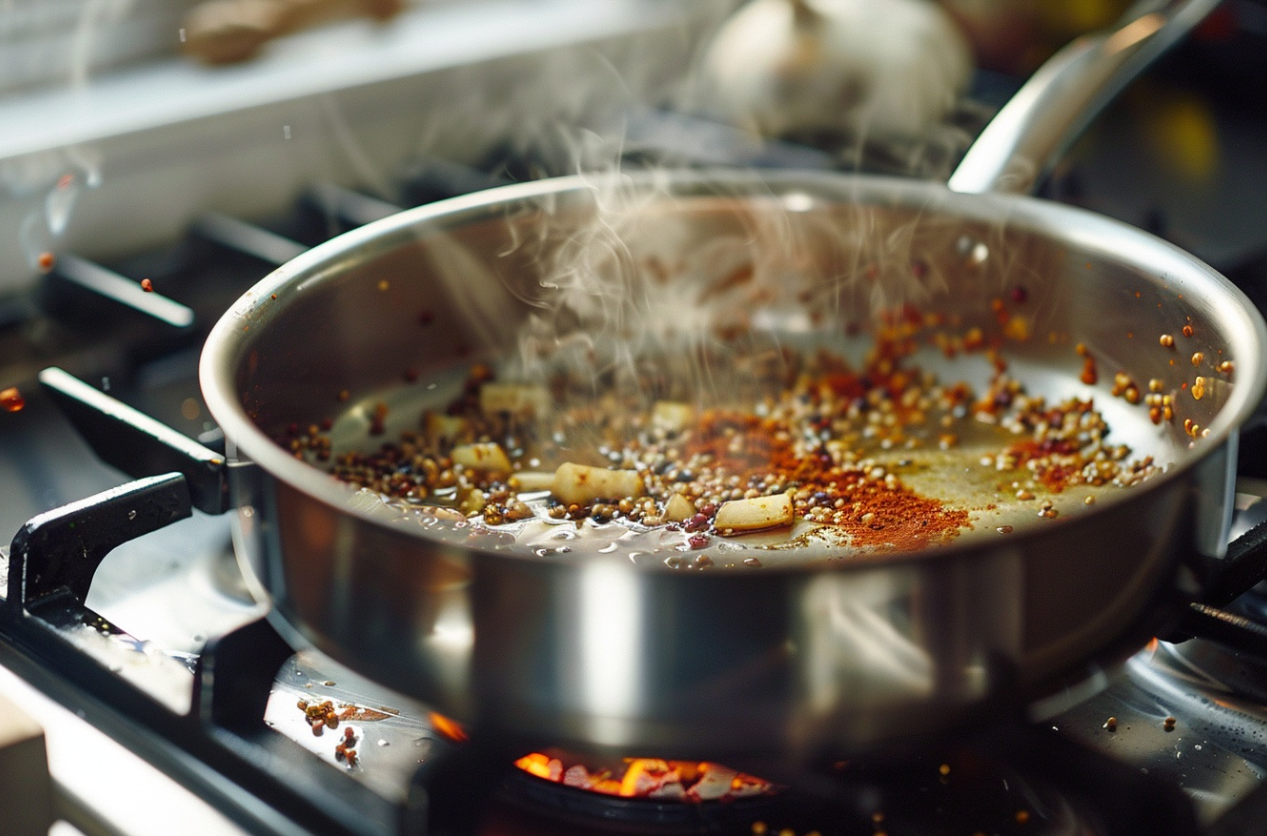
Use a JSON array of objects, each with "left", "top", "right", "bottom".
[{"left": 199, "top": 168, "right": 1267, "bottom": 571}]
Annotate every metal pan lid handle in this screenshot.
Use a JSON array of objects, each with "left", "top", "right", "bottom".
[{"left": 948, "top": 0, "right": 1219, "bottom": 196}]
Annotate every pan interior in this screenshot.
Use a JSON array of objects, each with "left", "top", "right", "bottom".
[{"left": 205, "top": 173, "right": 1265, "bottom": 568}]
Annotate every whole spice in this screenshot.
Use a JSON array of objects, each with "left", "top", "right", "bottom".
[{"left": 308, "top": 328, "right": 1158, "bottom": 558}]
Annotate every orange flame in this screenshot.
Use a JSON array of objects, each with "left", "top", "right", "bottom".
[
  {"left": 428, "top": 711, "right": 469, "bottom": 742},
  {"left": 513, "top": 752, "right": 774, "bottom": 801}
]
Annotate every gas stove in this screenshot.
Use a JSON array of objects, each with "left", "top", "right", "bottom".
[{"left": 4, "top": 2, "right": 1267, "bottom": 835}]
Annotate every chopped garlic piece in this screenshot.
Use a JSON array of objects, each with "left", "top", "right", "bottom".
[
  {"left": 480, "top": 383, "right": 549, "bottom": 417},
  {"left": 665, "top": 493, "right": 696, "bottom": 522},
  {"left": 714, "top": 493, "right": 794, "bottom": 533},
  {"left": 459, "top": 488, "right": 486, "bottom": 515},
  {"left": 452, "top": 443, "right": 512, "bottom": 472},
  {"left": 551, "top": 463, "right": 644, "bottom": 506},
  {"left": 510, "top": 471, "right": 556, "bottom": 492},
  {"left": 423, "top": 412, "right": 467, "bottom": 444},
  {"left": 652, "top": 401, "right": 695, "bottom": 432}
]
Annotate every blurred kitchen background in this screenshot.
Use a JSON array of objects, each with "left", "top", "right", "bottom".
[{"left": 2, "top": 0, "right": 1267, "bottom": 300}]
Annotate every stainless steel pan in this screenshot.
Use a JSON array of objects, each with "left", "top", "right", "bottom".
[{"left": 196, "top": 0, "right": 1267, "bottom": 763}]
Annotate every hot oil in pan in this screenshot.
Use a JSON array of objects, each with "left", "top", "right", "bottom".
[{"left": 297, "top": 334, "right": 1174, "bottom": 569}]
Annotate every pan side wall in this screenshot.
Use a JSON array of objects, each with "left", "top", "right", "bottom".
[
  {"left": 234, "top": 460, "right": 1201, "bottom": 761},
  {"left": 205, "top": 174, "right": 1263, "bottom": 760}
]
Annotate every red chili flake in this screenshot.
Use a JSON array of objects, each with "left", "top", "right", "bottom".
[
  {"left": 0, "top": 387, "right": 25, "bottom": 413},
  {"left": 140, "top": 278, "right": 154, "bottom": 293},
  {"left": 1182, "top": 324, "right": 1194, "bottom": 338},
  {"left": 37, "top": 252, "right": 55, "bottom": 273},
  {"left": 687, "top": 533, "right": 710, "bottom": 549},
  {"left": 57, "top": 173, "right": 74, "bottom": 190},
  {"left": 1009, "top": 286, "right": 1028, "bottom": 304}
]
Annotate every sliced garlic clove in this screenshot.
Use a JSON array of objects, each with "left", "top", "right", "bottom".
[
  {"left": 551, "top": 463, "right": 644, "bottom": 506},
  {"left": 714, "top": 493, "right": 794, "bottom": 533},
  {"left": 451, "top": 442, "right": 512, "bottom": 473}
]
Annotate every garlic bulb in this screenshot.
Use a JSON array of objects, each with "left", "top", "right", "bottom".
[{"left": 699, "top": 0, "right": 972, "bottom": 139}]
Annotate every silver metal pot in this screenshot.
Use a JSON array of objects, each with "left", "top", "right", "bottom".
[{"left": 199, "top": 0, "right": 1267, "bottom": 762}]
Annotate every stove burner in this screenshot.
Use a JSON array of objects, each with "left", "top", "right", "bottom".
[{"left": 491, "top": 728, "right": 1203, "bottom": 836}]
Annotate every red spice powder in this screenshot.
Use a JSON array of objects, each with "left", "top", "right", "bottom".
[{"left": 687, "top": 408, "right": 969, "bottom": 552}]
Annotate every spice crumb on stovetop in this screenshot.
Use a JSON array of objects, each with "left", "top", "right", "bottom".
[
  {"left": 1164, "top": 716, "right": 1177, "bottom": 732},
  {"left": 1104, "top": 716, "right": 1117, "bottom": 732},
  {"left": 0, "top": 386, "right": 25, "bottom": 413},
  {"left": 37, "top": 251, "right": 55, "bottom": 273},
  {"left": 140, "top": 278, "right": 154, "bottom": 293},
  {"left": 1016, "top": 809, "right": 1031, "bottom": 823}
]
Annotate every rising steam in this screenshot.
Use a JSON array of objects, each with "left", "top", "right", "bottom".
[{"left": 405, "top": 0, "right": 987, "bottom": 408}]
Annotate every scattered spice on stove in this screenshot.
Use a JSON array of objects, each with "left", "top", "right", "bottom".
[
  {"left": 1192, "top": 377, "right": 1206, "bottom": 401},
  {"left": 751, "top": 822, "right": 768, "bottom": 835},
  {"left": 37, "top": 251, "right": 55, "bottom": 273},
  {"left": 1191, "top": 352, "right": 1204, "bottom": 367},
  {"left": 1218, "top": 360, "right": 1235, "bottom": 375},
  {"left": 938, "top": 763, "right": 950, "bottom": 776},
  {"left": 1016, "top": 809, "right": 1031, "bottom": 824},
  {"left": 0, "top": 386, "right": 25, "bottom": 413},
  {"left": 140, "top": 278, "right": 154, "bottom": 293},
  {"left": 997, "top": 525, "right": 1014, "bottom": 534},
  {"left": 1159, "top": 334, "right": 1175, "bottom": 348},
  {"left": 1104, "top": 716, "right": 1117, "bottom": 732},
  {"left": 1182, "top": 324, "right": 1194, "bottom": 338},
  {"left": 1164, "top": 716, "right": 1176, "bottom": 732}
]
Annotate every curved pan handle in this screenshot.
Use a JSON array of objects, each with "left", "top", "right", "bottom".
[{"left": 948, "top": 0, "right": 1221, "bottom": 196}]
